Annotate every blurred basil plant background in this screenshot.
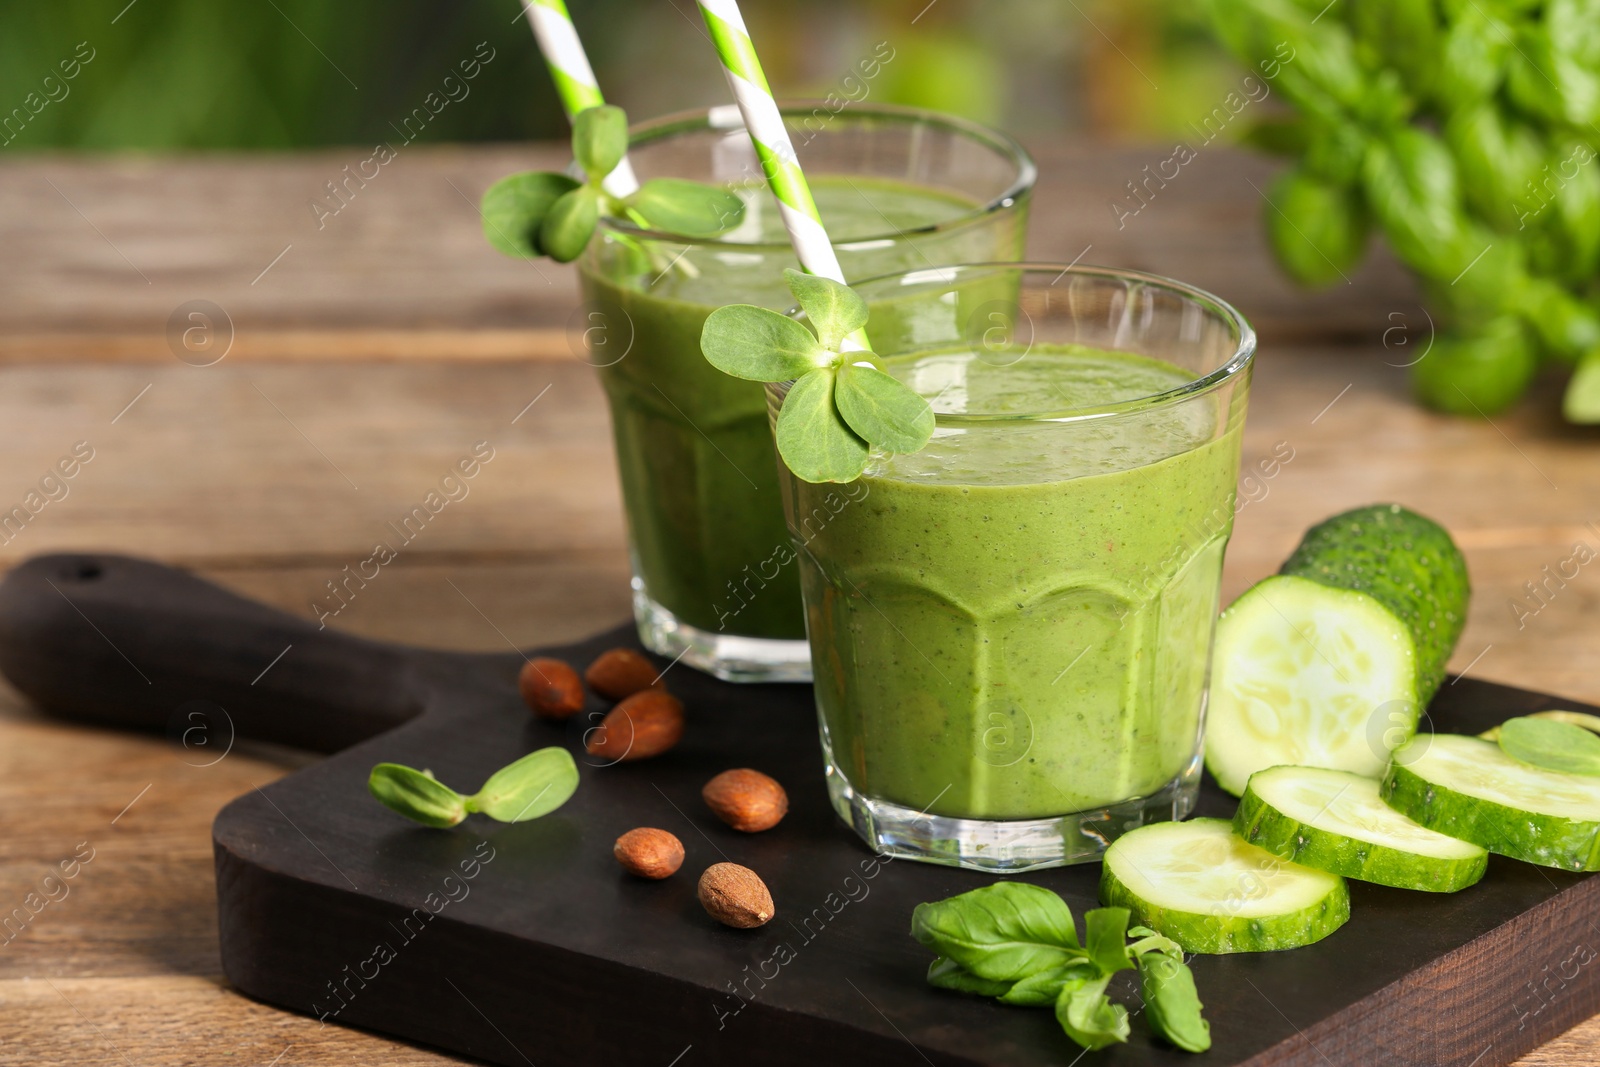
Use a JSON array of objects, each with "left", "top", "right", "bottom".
[{"left": 1208, "top": 0, "right": 1600, "bottom": 423}]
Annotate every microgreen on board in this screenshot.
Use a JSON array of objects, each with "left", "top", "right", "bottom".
[
  {"left": 701, "top": 268, "right": 935, "bottom": 483},
  {"left": 480, "top": 104, "right": 745, "bottom": 263},
  {"left": 912, "top": 883, "right": 1210, "bottom": 1054},
  {"left": 368, "top": 746, "right": 579, "bottom": 827}
]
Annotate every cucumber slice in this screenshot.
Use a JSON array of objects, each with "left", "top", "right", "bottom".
[
  {"left": 1234, "top": 765, "right": 1487, "bottom": 892},
  {"left": 1205, "top": 504, "right": 1470, "bottom": 796},
  {"left": 1382, "top": 734, "right": 1600, "bottom": 871},
  {"left": 1205, "top": 574, "right": 1417, "bottom": 795},
  {"left": 1099, "top": 818, "right": 1350, "bottom": 954}
]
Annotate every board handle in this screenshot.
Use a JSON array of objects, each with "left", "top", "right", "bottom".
[{"left": 0, "top": 554, "right": 425, "bottom": 753}]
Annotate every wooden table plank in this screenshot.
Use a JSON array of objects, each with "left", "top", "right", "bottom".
[
  {"left": 0, "top": 142, "right": 1418, "bottom": 347},
  {"left": 1, "top": 141, "right": 1596, "bottom": 1066}
]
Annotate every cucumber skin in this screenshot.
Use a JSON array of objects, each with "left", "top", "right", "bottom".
[
  {"left": 1376, "top": 755, "right": 1600, "bottom": 870},
  {"left": 1382, "top": 757, "right": 1600, "bottom": 872},
  {"left": 1279, "top": 503, "right": 1469, "bottom": 706},
  {"left": 1233, "top": 783, "right": 1488, "bottom": 892},
  {"left": 1099, "top": 864, "right": 1350, "bottom": 955}
]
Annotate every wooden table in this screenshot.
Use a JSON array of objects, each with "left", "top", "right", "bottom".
[{"left": 2, "top": 140, "right": 1596, "bottom": 1066}]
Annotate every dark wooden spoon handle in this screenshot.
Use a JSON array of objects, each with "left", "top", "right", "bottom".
[{"left": 0, "top": 553, "right": 424, "bottom": 752}]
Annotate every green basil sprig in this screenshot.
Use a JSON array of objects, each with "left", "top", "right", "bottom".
[
  {"left": 1129, "top": 927, "right": 1212, "bottom": 1053},
  {"left": 912, "top": 883, "right": 1210, "bottom": 1054},
  {"left": 480, "top": 104, "right": 745, "bottom": 263},
  {"left": 700, "top": 268, "right": 934, "bottom": 483},
  {"left": 368, "top": 747, "right": 579, "bottom": 827}
]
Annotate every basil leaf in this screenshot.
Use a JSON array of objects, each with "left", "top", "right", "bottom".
[
  {"left": 1348, "top": 0, "right": 1439, "bottom": 98},
  {"left": 926, "top": 957, "right": 1014, "bottom": 998},
  {"left": 1137, "top": 951, "right": 1211, "bottom": 1053},
  {"left": 467, "top": 746, "right": 580, "bottom": 821},
  {"left": 1412, "top": 319, "right": 1537, "bottom": 416},
  {"left": 1264, "top": 168, "right": 1369, "bottom": 289},
  {"left": 539, "top": 185, "right": 601, "bottom": 263},
  {"left": 368, "top": 764, "right": 467, "bottom": 828},
  {"left": 910, "top": 882, "right": 1083, "bottom": 983},
  {"left": 1083, "top": 907, "right": 1135, "bottom": 977},
  {"left": 1565, "top": 348, "right": 1600, "bottom": 423},
  {"left": 572, "top": 104, "right": 628, "bottom": 183},
  {"left": 1445, "top": 103, "right": 1544, "bottom": 232},
  {"left": 1506, "top": 25, "right": 1600, "bottom": 127},
  {"left": 1543, "top": 138, "right": 1600, "bottom": 283},
  {"left": 701, "top": 304, "right": 828, "bottom": 382},
  {"left": 628, "top": 178, "right": 746, "bottom": 236},
  {"left": 1055, "top": 974, "right": 1130, "bottom": 1051},
  {"left": 774, "top": 369, "right": 869, "bottom": 484},
  {"left": 1498, "top": 716, "right": 1600, "bottom": 776},
  {"left": 479, "top": 171, "right": 582, "bottom": 259},
  {"left": 1518, "top": 279, "right": 1600, "bottom": 360},
  {"left": 1127, "top": 931, "right": 1183, "bottom": 959},
  {"left": 783, "top": 268, "right": 868, "bottom": 351},
  {"left": 998, "top": 961, "right": 1096, "bottom": 1007},
  {"left": 1361, "top": 129, "right": 1475, "bottom": 280},
  {"left": 1433, "top": 5, "right": 1509, "bottom": 109},
  {"left": 835, "top": 362, "right": 935, "bottom": 453}
]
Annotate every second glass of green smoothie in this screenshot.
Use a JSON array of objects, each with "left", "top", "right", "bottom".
[
  {"left": 578, "top": 104, "right": 1034, "bottom": 682},
  {"left": 773, "top": 264, "right": 1256, "bottom": 871}
]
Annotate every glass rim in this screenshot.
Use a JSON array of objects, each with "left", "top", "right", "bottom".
[
  {"left": 795, "top": 262, "right": 1257, "bottom": 426},
  {"left": 594, "top": 102, "right": 1037, "bottom": 249}
]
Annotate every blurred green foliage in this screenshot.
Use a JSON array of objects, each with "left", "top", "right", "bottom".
[
  {"left": 1207, "top": 0, "right": 1600, "bottom": 419},
  {"left": 0, "top": 0, "right": 573, "bottom": 149},
  {"left": 0, "top": 0, "right": 1242, "bottom": 150}
]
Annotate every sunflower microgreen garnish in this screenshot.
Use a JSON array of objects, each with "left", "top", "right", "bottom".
[
  {"left": 700, "top": 268, "right": 934, "bottom": 483},
  {"left": 368, "top": 747, "right": 579, "bottom": 828},
  {"left": 480, "top": 104, "right": 745, "bottom": 263}
]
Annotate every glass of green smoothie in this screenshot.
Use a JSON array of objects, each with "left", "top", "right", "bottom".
[
  {"left": 578, "top": 104, "right": 1034, "bottom": 683},
  {"left": 773, "top": 263, "right": 1256, "bottom": 871}
]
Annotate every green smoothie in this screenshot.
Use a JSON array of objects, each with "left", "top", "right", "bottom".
[
  {"left": 787, "top": 344, "right": 1242, "bottom": 820},
  {"left": 580, "top": 177, "right": 1004, "bottom": 640}
]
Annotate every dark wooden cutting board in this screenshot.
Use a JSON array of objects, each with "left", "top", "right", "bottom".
[{"left": 1, "top": 552, "right": 1595, "bottom": 1067}]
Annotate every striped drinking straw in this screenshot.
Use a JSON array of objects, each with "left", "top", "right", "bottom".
[
  {"left": 695, "top": 0, "right": 869, "bottom": 351},
  {"left": 518, "top": 0, "right": 640, "bottom": 197}
]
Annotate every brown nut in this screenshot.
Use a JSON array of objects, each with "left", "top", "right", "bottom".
[
  {"left": 702, "top": 769, "right": 788, "bottom": 832},
  {"left": 585, "top": 690, "right": 684, "bottom": 762},
  {"left": 584, "top": 647, "right": 664, "bottom": 700},
  {"left": 519, "top": 657, "right": 584, "bottom": 720},
  {"left": 697, "top": 862, "right": 774, "bottom": 929},
  {"left": 613, "top": 828, "right": 685, "bottom": 879}
]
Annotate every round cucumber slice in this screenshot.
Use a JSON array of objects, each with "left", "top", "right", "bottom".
[
  {"left": 1234, "top": 765, "right": 1488, "bottom": 892},
  {"left": 1205, "top": 574, "right": 1418, "bottom": 796},
  {"left": 1099, "top": 818, "right": 1350, "bottom": 954},
  {"left": 1382, "top": 734, "right": 1600, "bottom": 871}
]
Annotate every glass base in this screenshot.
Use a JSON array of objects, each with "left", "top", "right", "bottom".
[
  {"left": 632, "top": 580, "right": 812, "bottom": 684},
  {"left": 824, "top": 756, "right": 1203, "bottom": 873}
]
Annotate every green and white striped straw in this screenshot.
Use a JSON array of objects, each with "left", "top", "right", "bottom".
[
  {"left": 696, "top": 0, "right": 867, "bottom": 350},
  {"left": 519, "top": 0, "right": 640, "bottom": 197}
]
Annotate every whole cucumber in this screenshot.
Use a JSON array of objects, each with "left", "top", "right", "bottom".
[{"left": 1279, "top": 503, "right": 1470, "bottom": 706}]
